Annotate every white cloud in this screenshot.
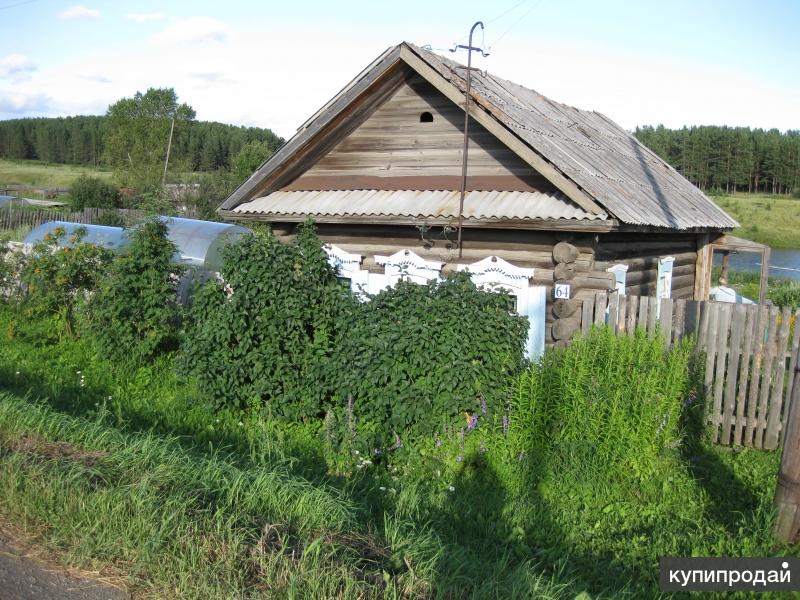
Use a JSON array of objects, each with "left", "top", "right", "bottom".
[
  {"left": 3, "top": 20, "right": 797, "bottom": 138},
  {"left": 0, "top": 54, "right": 36, "bottom": 81},
  {"left": 0, "top": 91, "right": 50, "bottom": 114},
  {"left": 126, "top": 12, "right": 165, "bottom": 23},
  {"left": 150, "top": 17, "right": 231, "bottom": 46},
  {"left": 59, "top": 5, "right": 100, "bottom": 20}
]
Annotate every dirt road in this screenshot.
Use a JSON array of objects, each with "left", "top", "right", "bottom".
[{"left": 0, "top": 534, "right": 128, "bottom": 600}]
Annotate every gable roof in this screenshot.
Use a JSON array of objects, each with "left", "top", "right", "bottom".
[{"left": 219, "top": 42, "right": 737, "bottom": 231}]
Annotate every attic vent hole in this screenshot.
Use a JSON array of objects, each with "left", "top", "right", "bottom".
[{"left": 419, "top": 111, "right": 433, "bottom": 123}]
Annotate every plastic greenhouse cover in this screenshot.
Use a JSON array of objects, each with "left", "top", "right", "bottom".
[
  {"left": 23, "top": 221, "right": 129, "bottom": 250},
  {"left": 155, "top": 217, "right": 250, "bottom": 269},
  {"left": 24, "top": 218, "right": 252, "bottom": 271}
]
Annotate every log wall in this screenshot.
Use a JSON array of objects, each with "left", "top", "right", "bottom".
[{"left": 595, "top": 233, "right": 699, "bottom": 300}]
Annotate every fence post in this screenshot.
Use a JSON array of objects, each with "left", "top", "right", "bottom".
[{"left": 775, "top": 364, "right": 800, "bottom": 542}]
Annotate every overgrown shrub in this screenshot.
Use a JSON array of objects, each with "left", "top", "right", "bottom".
[
  {"left": 510, "top": 326, "right": 692, "bottom": 480},
  {"left": 88, "top": 219, "right": 182, "bottom": 362},
  {"left": 327, "top": 275, "right": 527, "bottom": 445},
  {"left": 179, "top": 223, "right": 353, "bottom": 419},
  {"left": 180, "top": 223, "right": 528, "bottom": 445},
  {"left": 16, "top": 227, "right": 112, "bottom": 335},
  {"left": 69, "top": 175, "right": 121, "bottom": 211}
]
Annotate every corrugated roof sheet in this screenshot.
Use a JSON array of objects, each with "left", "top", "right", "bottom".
[
  {"left": 233, "top": 188, "right": 604, "bottom": 222},
  {"left": 410, "top": 44, "right": 738, "bottom": 230}
]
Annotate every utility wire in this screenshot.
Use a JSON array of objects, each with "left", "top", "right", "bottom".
[
  {"left": 0, "top": 0, "right": 38, "bottom": 11},
  {"left": 486, "top": 0, "right": 545, "bottom": 52}
]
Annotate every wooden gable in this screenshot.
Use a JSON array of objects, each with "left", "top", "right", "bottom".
[{"left": 282, "top": 74, "right": 555, "bottom": 194}]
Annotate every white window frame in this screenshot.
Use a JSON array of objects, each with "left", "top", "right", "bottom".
[
  {"left": 374, "top": 249, "right": 442, "bottom": 289},
  {"left": 457, "top": 256, "right": 545, "bottom": 360},
  {"left": 323, "top": 243, "right": 369, "bottom": 299},
  {"left": 606, "top": 263, "right": 629, "bottom": 296},
  {"left": 656, "top": 256, "right": 675, "bottom": 301}
]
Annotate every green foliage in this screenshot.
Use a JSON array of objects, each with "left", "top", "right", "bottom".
[
  {"left": 511, "top": 326, "right": 692, "bottom": 480},
  {"left": 179, "top": 223, "right": 354, "bottom": 419},
  {"left": 329, "top": 274, "right": 527, "bottom": 444},
  {"left": 181, "top": 224, "right": 527, "bottom": 443},
  {"left": 68, "top": 174, "right": 121, "bottom": 210},
  {"left": 714, "top": 267, "right": 800, "bottom": 309},
  {"left": 231, "top": 140, "right": 273, "bottom": 183},
  {"left": 88, "top": 219, "right": 183, "bottom": 362},
  {"left": 635, "top": 124, "right": 800, "bottom": 195},
  {"left": 104, "top": 88, "right": 196, "bottom": 190},
  {"left": 184, "top": 170, "right": 237, "bottom": 220},
  {"left": 17, "top": 227, "right": 112, "bottom": 336},
  {"left": 1, "top": 302, "right": 798, "bottom": 599}
]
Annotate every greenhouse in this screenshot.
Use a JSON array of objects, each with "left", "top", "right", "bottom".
[{"left": 23, "top": 218, "right": 251, "bottom": 272}]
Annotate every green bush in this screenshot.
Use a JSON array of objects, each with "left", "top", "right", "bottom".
[
  {"left": 328, "top": 274, "right": 527, "bottom": 445},
  {"left": 180, "top": 223, "right": 528, "bottom": 445},
  {"left": 179, "top": 223, "right": 353, "bottom": 419},
  {"left": 17, "top": 227, "right": 112, "bottom": 336},
  {"left": 88, "top": 219, "right": 183, "bottom": 362},
  {"left": 69, "top": 175, "right": 122, "bottom": 211},
  {"left": 510, "top": 326, "right": 692, "bottom": 480}
]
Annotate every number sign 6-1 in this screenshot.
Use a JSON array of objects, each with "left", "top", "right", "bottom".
[{"left": 554, "top": 283, "right": 571, "bottom": 300}]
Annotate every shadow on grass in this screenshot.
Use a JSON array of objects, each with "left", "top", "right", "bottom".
[{"left": 678, "top": 354, "right": 760, "bottom": 533}]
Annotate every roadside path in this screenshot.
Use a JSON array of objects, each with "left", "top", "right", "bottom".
[{"left": 0, "top": 534, "right": 129, "bottom": 600}]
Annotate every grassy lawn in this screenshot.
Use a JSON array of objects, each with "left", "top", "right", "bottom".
[
  {"left": 712, "top": 192, "right": 800, "bottom": 249},
  {"left": 0, "top": 304, "right": 797, "bottom": 599},
  {"left": 0, "top": 158, "right": 113, "bottom": 188}
]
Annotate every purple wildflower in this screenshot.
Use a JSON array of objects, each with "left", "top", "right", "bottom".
[
  {"left": 435, "top": 436, "right": 442, "bottom": 448},
  {"left": 480, "top": 396, "right": 487, "bottom": 416},
  {"left": 467, "top": 414, "right": 478, "bottom": 431},
  {"left": 502, "top": 414, "right": 509, "bottom": 436}
]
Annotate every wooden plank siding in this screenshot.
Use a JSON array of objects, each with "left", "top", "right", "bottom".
[
  {"left": 285, "top": 76, "right": 557, "bottom": 193},
  {"left": 579, "top": 293, "right": 800, "bottom": 451}
]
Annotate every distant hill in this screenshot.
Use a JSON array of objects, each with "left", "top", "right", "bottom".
[{"left": 0, "top": 115, "right": 284, "bottom": 173}]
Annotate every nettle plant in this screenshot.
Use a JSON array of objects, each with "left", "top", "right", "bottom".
[
  {"left": 181, "top": 221, "right": 529, "bottom": 449},
  {"left": 88, "top": 219, "right": 184, "bottom": 363},
  {"left": 326, "top": 274, "right": 528, "bottom": 446},
  {"left": 179, "top": 222, "right": 354, "bottom": 420},
  {"left": 17, "top": 227, "right": 113, "bottom": 336}
]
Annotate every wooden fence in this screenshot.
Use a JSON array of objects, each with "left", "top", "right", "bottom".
[
  {"left": 581, "top": 293, "right": 800, "bottom": 450},
  {"left": 0, "top": 206, "right": 150, "bottom": 231}
]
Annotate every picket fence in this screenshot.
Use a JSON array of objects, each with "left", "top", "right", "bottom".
[
  {"left": 581, "top": 293, "right": 800, "bottom": 450},
  {"left": 0, "top": 206, "right": 153, "bottom": 231}
]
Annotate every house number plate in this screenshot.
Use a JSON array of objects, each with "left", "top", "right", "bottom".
[{"left": 554, "top": 283, "right": 571, "bottom": 299}]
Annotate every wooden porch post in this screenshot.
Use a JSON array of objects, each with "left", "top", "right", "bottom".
[{"left": 775, "top": 364, "right": 800, "bottom": 542}]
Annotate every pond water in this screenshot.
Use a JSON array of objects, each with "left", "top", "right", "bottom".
[{"left": 713, "top": 248, "right": 800, "bottom": 281}]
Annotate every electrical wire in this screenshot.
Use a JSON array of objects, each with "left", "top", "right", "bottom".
[
  {"left": 0, "top": 0, "right": 38, "bottom": 11},
  {"left": 486, "top": 0, "right": 545, "bottom": 52}
]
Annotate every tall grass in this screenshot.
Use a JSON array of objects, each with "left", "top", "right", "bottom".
[{"left": 511, "top": 327, "right": 691, "bottom": 480}]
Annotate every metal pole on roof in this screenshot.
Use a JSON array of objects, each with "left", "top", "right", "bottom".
[{"left": 452, "top": 22, "right": 489, "bottom": 259}]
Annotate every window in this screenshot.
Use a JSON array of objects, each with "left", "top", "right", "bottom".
[
  {"left": 606, "top": 264, "right": 628, "bottom": 296},
  {"left": 457, "top": 256, "right": 546, "bottom": 360},
  {"left": 419, "top": 111, "right": 433, "bottom": 123},
  {"left": 322, "top": 244, "right": 369, "bottom": 299},
  {"left": 374, "top": 249, "right": 442, "bottom": 287},
  {"left": 656, "top": 256, "right": 675, "bottom": 301}
]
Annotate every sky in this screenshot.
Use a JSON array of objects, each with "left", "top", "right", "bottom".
[{"left": 0, "top": 0, "right": 797, "bottom": 139}]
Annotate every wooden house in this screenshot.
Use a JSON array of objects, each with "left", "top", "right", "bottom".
[{"left": 218, "top": 42, "right": 757, "bottom": 357}]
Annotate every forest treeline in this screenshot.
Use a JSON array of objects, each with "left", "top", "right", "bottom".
[
  {"left": 0, "top": 115, "right": 284, "bottom": 172},
  {"left": 634, "top": 125, "right": 800, "bottom": 195},
  {"left": 1, "top": 116, "right": 798, "bottom": 196}
]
